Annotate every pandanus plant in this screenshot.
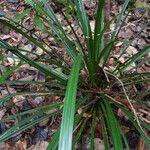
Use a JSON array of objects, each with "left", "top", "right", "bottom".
[{"left": 0, "top": 0, "right": 150, "bottom": 149}]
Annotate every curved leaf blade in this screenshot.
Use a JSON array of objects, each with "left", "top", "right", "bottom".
[
  {"left": 58, "top": 55, "right": 82, "bottom": 150},
  {"left": 119, "top": 46, "right": 150, "bottom": 72}
]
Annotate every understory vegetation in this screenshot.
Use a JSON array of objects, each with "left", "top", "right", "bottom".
[{"left": 0, "top": 0, "right": 150, "bottom": 149}]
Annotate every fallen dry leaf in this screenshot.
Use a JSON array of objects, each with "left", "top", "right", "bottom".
[
  {"left": 77, "top": 108, "right": 83, "bottom": 115},
  {"left": 16, "top": 140, "right": 27, "bottom": 150},
  {"left": 115, "top": 41, "right": 123, "bottom": 47},
  {"left": 19, "top": 75, "right": 35, "bottom": 81},
  {"left": 94, "top": 138, "right": 105, "bottom": 150},
  {"left": 0, "top": 109, "right": 6, "bottom": 120},
  {"left": 28, "top": 141, "right": 49, "bottom": 150},
  {"left": 0, "top": 34, "right": 11, "bottom": 40},
  {"left": 126, "top": 46, "right": 138, "bottom": 56}
]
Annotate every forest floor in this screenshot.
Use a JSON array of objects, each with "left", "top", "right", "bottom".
[{"left": 0, "top": 0, "right": 150, "bottom": 149}]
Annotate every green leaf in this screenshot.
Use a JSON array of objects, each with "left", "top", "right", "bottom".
[
  {"left": 65, "top": 0, "right": 71, "bottom": 17},
  {"left": 58, "top": 55, "right": 82, "bottom": 150},
  {"left": 14, "top": 8, "right": 31, "bottom": 22},
  {"left": 98, "top": 107, "right": 110, "bottom": 150},
  {"left": 72, "top": 118, "right": 88, "bottom": 148},
  {"left": 74, "top": 0, "right": 91, "bottom": 41},
  {"left": 47, "top": 96, "right": 89, "bottom": 150},
  {"left": 34, "top": 15, "right": 44, "bottom": 30},
  {"left": 37, "top": 0, "right": 77, "bottom": 61},
  {"left": 58, "top": 9, "right": 87, "bottom": 64},
  {"left": 24, "top": 0, "right": 35, "bottom": 6},
  {"left": 0, "top": 64, "right": 21, "bottom": 82},
  {"left": 0, "top": 90, "right": 64, "bottom": 107},
  {"left": 0, "top": 53, "right": 4, "bottom": 61},
  {"left": 101, "top": 96, "right": 123, "bottom": 150},
  {"left": 117, "top": 22, "right": 148, "bottom": 60},
  {"left": 119, "top": 46, "right": 150, "bottom": 72},
  {"left": 1, "top": 15, "right": 70, "bottom": 68},
  {"left": 93, "top": 0, "right": 105, "bottom": 61},
  {"left": 1, "top": 102, "right": 63, "bottom": 123},
  {"left": 74, "top": 0, "right": 95, "bottom": 78},
  {"left": 120, "top": 72, "right": 150, "bottom": 81},
  {"left": 90, "top": 109, "right": 96, "bottom": 150},
  {"left": 125, "top": 57, "right": 150, "bottom": 74},
  {"left": 124, "top": 79, "right": 150, "bottom": 86},
  {"left": 105, "top": 95, "right": 150, "bottom": 147},
  {"left": 111, "top": 0, "right": 129, "bottom": 39},
  {"left": 98, "top": 40, "right": 116, "bottom": 67},
  {"left": 0, "top": 40, "right": 68, "bottom": 83},
  {"left": 47, "top": 128, "right": 60, "bottom": 150},
  {"left": 0, "top": 80, "right": 66, "bottom": 88},
  {"left": 114, "top": 102, "right": 150, "bottom": 147},
  {"left": 0, "top": 19, "right": 49, "bottom": 53},
  {"left": 121, "top": 130, "right": 130, "bottom": 150},
  {"left": 0, "top": 109, "right": 61, "bottom": 142}
]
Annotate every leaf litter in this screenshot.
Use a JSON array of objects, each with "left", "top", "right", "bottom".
[{"left": 0, "top": 0, "right": 150, "bottom": 149}]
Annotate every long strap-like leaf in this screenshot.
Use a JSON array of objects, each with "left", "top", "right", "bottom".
[
  {"left": 101, "top": 96, "right": 123, "bottom": 150},
  {"left": 0, "top": 39, "right": 68, "bottom": 83},
  {"left": 118, "top": 46, "right": 150, "bottom": 72},
  {"left": 58, "top": 55, "right": 82, "bottom": 150}
]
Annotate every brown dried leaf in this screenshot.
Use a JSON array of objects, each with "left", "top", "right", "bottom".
[{"left": 28, "top": 141, "right": 49, "bottom": 150}]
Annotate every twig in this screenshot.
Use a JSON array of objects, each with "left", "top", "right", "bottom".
[
  {"left": 105, "top": 70, "right": 146, "bottom": 133},
  {"left": 73, "top": 119, "right": 83, "bottom": 133}
]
